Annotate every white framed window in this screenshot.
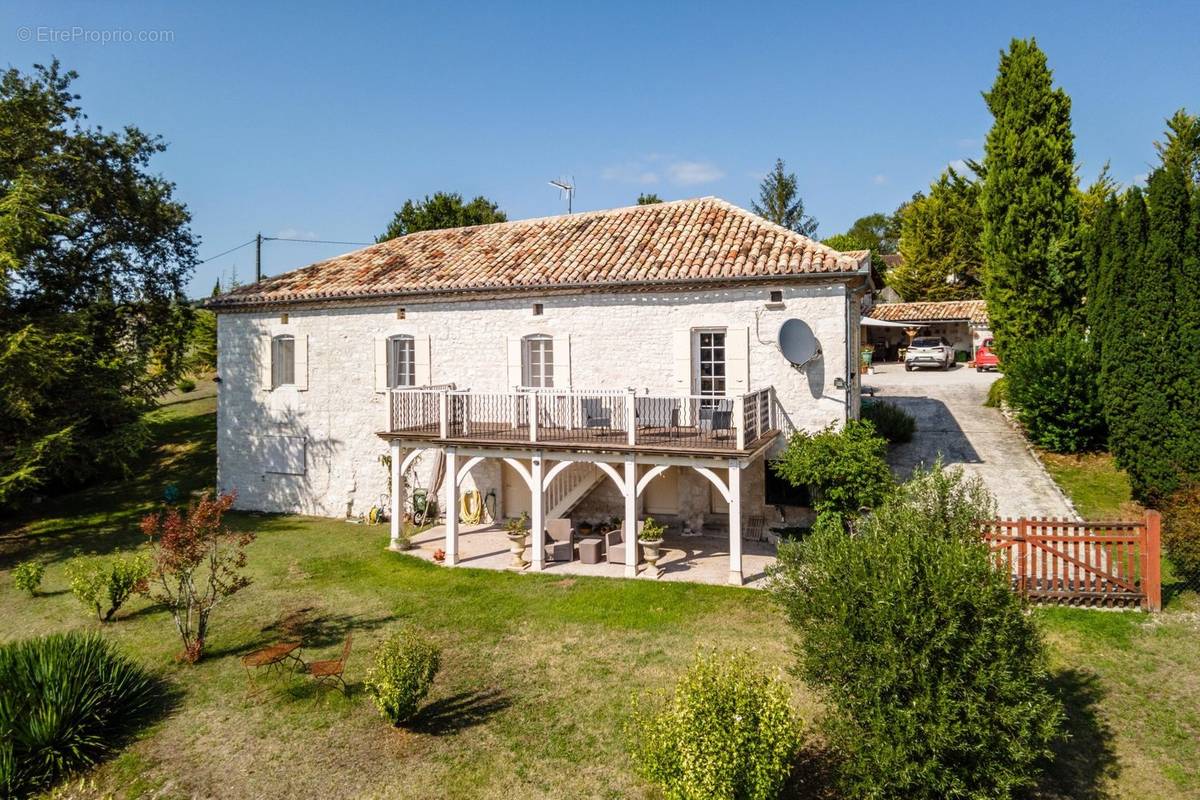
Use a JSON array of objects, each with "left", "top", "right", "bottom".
[
  {"left": 692, "top": 329, "right": 726, "bottom": 404},
  {"left": 387, "top": 335, "right": 416, "bottom": 388},
  {"left": 271, "top": 334, "right": 296, "bottom": 388},
  {"left": 521, "top": 334, "right": 554, "bottom": 388}
]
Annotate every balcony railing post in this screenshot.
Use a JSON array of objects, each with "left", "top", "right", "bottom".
[
  {"left": 529, "top": 392, "right": 539, "bottom": 442},
  {"left": 734, "top": 395, "right": 746, "bottom": 450},
  {"left": 438, "top": 391, "right": 449, "bottom": 439},
  {"left": 626, "top": 390, "right": 637, "bottom": 446}
]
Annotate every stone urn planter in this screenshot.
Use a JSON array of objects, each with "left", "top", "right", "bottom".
[
  {"left": 504, "top": 513, "right": 530, "bottom": 569},
  {"left": 638, "top": 517, "right": 668, "bottom": 578}
]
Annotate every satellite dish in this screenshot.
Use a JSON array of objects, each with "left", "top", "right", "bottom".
[{"left": 778, "top": 318, "right": 821, "bottom": 367}]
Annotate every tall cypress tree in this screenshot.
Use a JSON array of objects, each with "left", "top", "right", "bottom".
[
  {"left": 1169, "top": 176, "right": 1200, "bottom": 480},
  {"left": 1100, "top": 189, "right": 1149, "bottom": 483},
  {"left": 980, "top": 39, "right": 1082, "bottom": 359},
  {"left": 1084, "top": 195, "right": 1120, "bottom": 363}
]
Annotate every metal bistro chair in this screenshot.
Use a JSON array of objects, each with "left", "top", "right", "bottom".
[{"left": 307, "top": 635, "right": 352, "bottom": 695}]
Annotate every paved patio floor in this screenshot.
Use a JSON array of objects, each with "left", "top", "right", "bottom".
[{"left": 398, "top": 523, "right": 777, "bottom": 588}]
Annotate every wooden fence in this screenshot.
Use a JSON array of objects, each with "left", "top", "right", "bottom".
[{"left": 981, "top": 512, "right": 1162, "bottom": 610}]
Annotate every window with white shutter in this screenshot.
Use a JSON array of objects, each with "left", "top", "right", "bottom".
[
  {"left": 386, "top": 335, "right": 416, "bottom": 388},
  {"left": 271, "top": 335, "right": 296, "bottom": 388}
]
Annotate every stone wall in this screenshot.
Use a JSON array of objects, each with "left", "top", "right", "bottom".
[{"left": 215, "top": 281, "right": 853, "bottom": 520}]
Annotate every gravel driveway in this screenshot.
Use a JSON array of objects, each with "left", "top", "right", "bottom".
[{"left": 864, "top": 364, "right": 1074, "bottom": 518}]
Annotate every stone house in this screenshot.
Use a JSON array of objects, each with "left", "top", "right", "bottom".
[{"left": 206, "top": 197, "right": 872, "bottom": 583}]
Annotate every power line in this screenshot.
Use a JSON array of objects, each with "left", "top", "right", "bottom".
[
  {"left": 197, "top": 238, "right": 256, "bottom": 264},
  {"left": 264, "top": 236, "right": 375, "bottom": 246}
]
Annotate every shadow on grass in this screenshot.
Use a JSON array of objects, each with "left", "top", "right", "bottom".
[
  {"left": 1035, "top": 668, "right": 1119, "bottom": 800},
  {"left": 782, "top": 745, "right": 841, "bottom": 799},
  {"left": 406, "top": 689, "right": 512, "bottom": 736}
]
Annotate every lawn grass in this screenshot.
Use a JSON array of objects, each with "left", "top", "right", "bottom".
[
  {"left": 2, "top": 380, "right": 1199, "bottom": 798},
  {"left": 1039, "top": 451, "right": 1141, "bottom": 520}
]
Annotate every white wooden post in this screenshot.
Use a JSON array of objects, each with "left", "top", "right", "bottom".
[
  {"left": 733, "top": 395, "right": 746, "bottom": 450},
  {"left": 530, "top": 454, "right": 545, "bottom": 571},
  {"left": 438, "top": 391, "right": 449, "bottom": 439},
  {"left": 626, "top": 390, "right": 637, "bottom": 446},
  {"left": 444, "top": 448, "right": 458, "bottom": 565},
  {"left": 529, "top": 393, "right": 539, "bottom": 442},
  {"left": 728, "top": 460, "right": 743, "bottom": 585},
  {"left": 388, "top": 440, "right": 404, "bottom": 550},
  {"left": 624, "top": 456, "right": 638, "bottom": 577}
]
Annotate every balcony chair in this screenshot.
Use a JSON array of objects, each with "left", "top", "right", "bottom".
[
  {"left": 544, "top": 518, "right": 575, "bottom": 562},
  {"left": 581, "top": 397, "right": 612, "bottom": 429},
  {"left": 635, "top": 397, "right": 679, "bottom": 434},
  {"left": 605, "top": 521, "right": 644, "bottom": 566},
  {"left": 699, "top": 399, "right": 735, "bottom": 438}
]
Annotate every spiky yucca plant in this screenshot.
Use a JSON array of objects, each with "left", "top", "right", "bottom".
[{"left": 0, "top": 632, "right": 160, "bottom": 797}]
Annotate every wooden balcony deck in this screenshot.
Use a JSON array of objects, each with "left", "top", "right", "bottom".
[{"left": 378, "top": 387, "right": 780, "bottom": 457}]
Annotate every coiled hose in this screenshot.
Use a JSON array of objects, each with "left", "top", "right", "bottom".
[{"left": 460, "top": 489, "right": 483, "bottom": 524}]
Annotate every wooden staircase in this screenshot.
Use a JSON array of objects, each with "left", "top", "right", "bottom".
[{"left": 545, "top": 462, "right": 605, "bottom": 520}]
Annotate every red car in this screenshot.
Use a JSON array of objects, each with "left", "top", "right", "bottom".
[{"left": 975, "top": 338, "right": 1000, "bottom": 372}]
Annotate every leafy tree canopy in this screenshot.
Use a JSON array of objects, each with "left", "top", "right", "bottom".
[
  {"left": 891, "top": 167, "right": 984, "bottom": 301},
  {"left": 377, "top": 192, "right": 506, "bottom": 241},
  {"left": 0, "top": 61, "right": 196, "bottom": 508},
  {"left": 752, "top": 158, "right": 818, "bottom": 236},
  {"left": 636, "top": 193, "right": 663, "bottom": 205}
]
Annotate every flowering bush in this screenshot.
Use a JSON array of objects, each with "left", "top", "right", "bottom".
[
  {"left": 13, "top": 560, "right": 44, "bottom": 596},
  {"left": 141, "top": 491, "right": 253, "bottom": 662},
  {"left": 65, "top": 553, "right": 150, "bottom": 622},
  {"left": 365, "top": 628, "right": 441, "bottom": 725},
  {"left": 628, "top": 651, "right": 801, "bottom": 800}
]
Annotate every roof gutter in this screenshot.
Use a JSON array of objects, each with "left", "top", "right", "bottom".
[{"left": 206, "top": 267, "right": 873, "bottom": 312}]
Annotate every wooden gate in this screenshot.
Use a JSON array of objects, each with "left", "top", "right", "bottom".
[{"left": 981, "top": 512, "right": 1162, "bottom": 610}]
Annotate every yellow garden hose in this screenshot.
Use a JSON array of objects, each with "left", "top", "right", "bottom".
[{"left": 460, "top": 489, "right": 483, "bottom": 524}]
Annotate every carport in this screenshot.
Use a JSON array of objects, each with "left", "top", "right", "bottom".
[{"left": 863, "top": 300, "right": 991, "bottom": 363}]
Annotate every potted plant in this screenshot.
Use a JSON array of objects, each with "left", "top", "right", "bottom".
[
  {"left": 638, "top": 516, "right": 668, "bottom": 577},
  {"left": 504, "top": 512, "right": 530, "bottom": 568}
]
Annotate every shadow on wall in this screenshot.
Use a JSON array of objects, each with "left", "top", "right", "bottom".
[
  {"left": 878, "top": 394, "right": 982, "bottom": 475},
  {"left": 229, "top": 406, "right": 343, "bottom": 516}
]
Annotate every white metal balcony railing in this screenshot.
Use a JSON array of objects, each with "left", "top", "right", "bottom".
[{"left": 387, "top": 386, "right": 776, "bottom": 452}]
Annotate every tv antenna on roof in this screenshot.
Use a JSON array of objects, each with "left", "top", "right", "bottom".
[{"left": 549, "top": 177, "right": 575, "bottom": 213}]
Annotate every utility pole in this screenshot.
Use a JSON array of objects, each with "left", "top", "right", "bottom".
[{"left": 255, "top": 232, "right": 263, "bottom": 282}]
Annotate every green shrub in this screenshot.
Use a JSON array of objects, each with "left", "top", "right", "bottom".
[
  {"left": 984, "top": 375, "right": 1008, "bottom": 408},
  {"left": 0, "top": 632, "right": 161, "bottom": 797},
  {"left": 1004, "top": 332, "right": 1106, "bottom": 452},
  {"left": 769, "top": 464, "right": 1062, "bottom": 799},
  {"left": 65, "top": 553, "right": 150, "bottom": 622},
  {"left": 176, "top": 377, "right": 197, "bottom": 393},
  {"left": 13, "top": 561, "right": 45, "bottom": 596},
  {"left": 772, "top": 420, "right": 893, "bottom": 517},
  {"left": 628, "top": 650, "right": 801, "bottom": 800},
  {"left": 365, "top": 628, "right": 441, "bottom": 724},
  {"left": 1164, "top": 482, "right": 1200, "bottom": 588},
  {"left": 860, "top": 400, "right": 916, "bottom": 444}
]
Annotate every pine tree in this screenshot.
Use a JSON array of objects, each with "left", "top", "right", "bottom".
[
  {"left": 1154, "top": 109, "right": 1200, "bottom": 188},
  {"left": 980, "top": 39, "right": 1082, "bottom": 360},
  {"left": 752, "top": 159, "right": 818, "bottom": 236}
]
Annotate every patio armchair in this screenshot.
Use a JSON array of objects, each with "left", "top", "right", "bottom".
[
  {"left": 699, "top": 399, "right": 734, "bottom": 438},
  {"left": 605, "top": 521, "right": 644, "bottom": 565},
  {"left": 581, "top": 397, "right": 612, "bottom": 429},
  {"left": 544, "top": 518, "right": 574, "bottom": 562}
]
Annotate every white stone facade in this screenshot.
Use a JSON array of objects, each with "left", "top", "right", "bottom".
[{"left": 215, "top": 280, "right": 859, "bottom": 524}]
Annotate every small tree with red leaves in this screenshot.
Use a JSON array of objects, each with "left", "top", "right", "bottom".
[{"left": 141, "top": 491, "right": 254, "bottom": 663}]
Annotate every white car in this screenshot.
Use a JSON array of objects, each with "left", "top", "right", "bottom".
[{"left": 905, "top": 336, "right": 954, "bottom": 371}]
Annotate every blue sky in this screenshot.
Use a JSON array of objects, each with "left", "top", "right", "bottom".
[{"left": 5, "top": 0, "right": 1199, "bottom": 297}]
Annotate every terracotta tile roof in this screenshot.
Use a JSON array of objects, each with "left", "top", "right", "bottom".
[
  {"left": 207, "top": 197, "right": 867, "bottom": 309},
  {"left": 867, "top": 300, "right": 988, "bottom": 324}
]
